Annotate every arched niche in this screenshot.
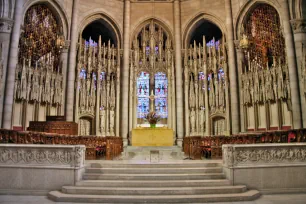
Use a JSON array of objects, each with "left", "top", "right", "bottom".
[
  {"left": 234, "top": 0, "right": 282, "bottom": 40},
  {"left": 130, "top": 18, "right": 173, "bottom": 47},
  {"left": 79, "top": 13, "right": 122, "bottom": 48},
  {"left": 182, "top": 13, "right": 226, "bottom": 49}
]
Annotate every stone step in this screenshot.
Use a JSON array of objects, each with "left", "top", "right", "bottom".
[
  {"left": 76, "top": 179, "right": 231, "bottom": 187},
  {"left": 49, "top": 189, "right": 260, "bottom": 203},
  {"left": 62, "top": 185, "right": 247, "bottom": 195},
  {"left": 89, "top": 162, "right": 221, "bottom": 168},
  {"left": 85, "top": 167, "right": 223, "bottom": 174},
  {"left": 83, "top": 173, "right": 225, "bottom": 180}
]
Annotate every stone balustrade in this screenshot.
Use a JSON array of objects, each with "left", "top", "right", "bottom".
[
  {"left": 222, "top": 143, "right": 306, "bottom": 193},
  {"left": 0, "top": 144, "right": 86, "bottom": 195}
]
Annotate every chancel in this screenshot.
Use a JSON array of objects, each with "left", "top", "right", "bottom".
[{"left": 0, "top": 0, "right": 306, "bottom": 203}]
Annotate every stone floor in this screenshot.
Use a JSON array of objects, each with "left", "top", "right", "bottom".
[{"left": 0, "top": 194, "right": 306, "bottom": 204}]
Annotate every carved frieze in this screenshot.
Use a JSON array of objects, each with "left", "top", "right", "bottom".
[
  {"left": 0, "top": 145, "right": 85, "bottom": 167},
  {"left": 223, "top": 144, "right": 306, "bottom": 167}
]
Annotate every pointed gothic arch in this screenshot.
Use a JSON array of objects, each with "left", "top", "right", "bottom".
[
  {"left": 78, "top": 12, "right": 122, "bottom": 48},
  {"left": 234, "top": 0, "right": 283, "bottom": 40},
  {"left": 22, "top": 0, "right": 69, "bottom": 40},
  {"left": 182, "top": 12, "right": 226, "bottom": 49}
]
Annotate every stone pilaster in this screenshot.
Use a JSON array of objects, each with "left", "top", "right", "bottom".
[
  {"left": 121, "top": 0, "right": 130, "bottom": 146},
  {"left": 234, "top": 40, "right": 245, "bottom": 133},
  {"left": 224, "top": 0, "right": 240, "bottom": 134},
  {"left": 281, "top": 0, "right": 302, "bottom": 129},
  {"left": 60, "top": 41, "right": 70, "bottom": 114},
  {"left": 173, "top": 0, "right": 184, "bottom": 147},
  {"left": 0, "top": 18, "right": 14, "bottom": 127},
  {"left": 66, "top": 0, "right": 79, "bottom": 122},
  {"left": 2, "top": 0, "right": 23, "bottom": 129},
  {"left": 291, "top": 18, "right": 306, "bottom": 127}
]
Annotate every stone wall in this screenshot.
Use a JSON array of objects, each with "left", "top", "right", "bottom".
[
  {"left": 0, "top": 144, "right": 85, "bottom": 195},
  {"left": 222, "top": 143, "right": 306, "bottom": 194}
]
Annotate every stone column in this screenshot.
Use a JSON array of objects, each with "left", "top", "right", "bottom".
[
  {"left": 281, "top": 0, "right": 302, "bottom": 129},
  {"left": 0, "top": 18, "right": 14, "bottom": 127},
  {"left": 224, "top": 0, "right": 240, "bottom": 134},
  {"left": 60, "top": 41, "right": 70, "bottom": 115},
  {"left": 66, "top": 0, "right": 79, "bottom": 122},
  {"left": 121, "top": 0, "right": 130, "bottom": 146},
  {"left": 173, "top": 0, "right": 184, "bottom": 147},
  {"left": 291, "top": 19, "right": 306, "bottom": 127},
  {"left": 2, "top": 0, "right": 23, "bottom": 129},
  {"left": 235, "top": 42, "right": 245, "bottom": 132}
]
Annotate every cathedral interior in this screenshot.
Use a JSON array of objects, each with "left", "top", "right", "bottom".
[{"left": 0, "top": 0, "right": 306, "bottom": 203}]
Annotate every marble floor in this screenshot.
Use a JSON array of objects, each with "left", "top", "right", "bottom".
[{"left": 0, "top": 194, "right": 306, "bottom": 204}]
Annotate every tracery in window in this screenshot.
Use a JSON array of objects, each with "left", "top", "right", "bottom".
[
  {"left": 245, "top": 4, "right": 285, "bottom": 69},
  {"left": 19, "top": 4, "right": 62, "bottom": 71}
]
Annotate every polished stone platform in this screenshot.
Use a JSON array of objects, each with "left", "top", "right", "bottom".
[{"left": 118, "top": 146, "right": 185, "bottom": 162}]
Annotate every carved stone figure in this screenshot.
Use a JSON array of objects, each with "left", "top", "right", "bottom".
[
  {"left": 190, "top": 108, "right": 196, "bottom": 135},
  {"left": 109, "top": 109, "right": 115, "bottom": 136},
  {"left": 100, "top": 110, "right": 106, "bottom": 136},
  {"left": 209, "top": 80, "right": 215, "bottom": 109},
  {"left": 199, "top": 109, "right": 205, "bottom": 133}
]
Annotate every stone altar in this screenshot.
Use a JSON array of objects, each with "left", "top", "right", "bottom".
[{"left": 132, "top": 128, "right": 173, "bottom": 146}]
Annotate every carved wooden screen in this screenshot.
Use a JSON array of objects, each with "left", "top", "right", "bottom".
[{"left": 14, "top": 4, "right": 64, "bottom": 130}]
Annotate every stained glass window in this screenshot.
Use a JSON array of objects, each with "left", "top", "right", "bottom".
[
  {"left": 80, "top": 69, "right": 87, "bottom": 79},
  {"left": 218, "top": 68, "right": 224, "bottom": 81},
  {"left": 155, "top": 72, "right": 168, "bottom": 118},
  {"left": 100, "top": 72, "right": 106, "bottom": 81},
  {"left": 137, "top": 72, "right": 150, "bottom": 118}
]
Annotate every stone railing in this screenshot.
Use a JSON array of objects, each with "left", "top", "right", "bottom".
[
  {"left": 183, "top": 129, "right": 306, "bottom": 159},
  {"left": 222, "top": 143, "right": 306, "bottom": 193},
  {"left": 0, "top": 144, "right": 86, "bottom": 195},
  {"left": 0, "top": 129, "right": 123, "bottom": 160}
]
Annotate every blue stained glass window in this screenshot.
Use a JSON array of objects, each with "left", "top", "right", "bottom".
[
  {"left": 100, "top": 72, "right": 106, "bottom": 81},
  {"left": 137, "top": 98, "right": 149, "bottom": 118},
  {"left": 137, "top": 72, "right": 150, "bottom": 118},
  {"left": 155, "top": 72, "right": 167, "bottom": 97},
  {"left": 155, "top": 98, "right": 167, "bottom": 118},
  {"left": 79, "top": 69, "right": 86, "bottom": 79},
  {"left": 155, "top": 72, "right": 168, "bottom": 118},
  {"left": 218, "top": 68, "right": 224, "bottom": 81},
  {"left": 137, "top": 72, "right": 150, "bottom": 97}
]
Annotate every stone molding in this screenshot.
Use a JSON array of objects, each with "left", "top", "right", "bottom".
[
  {"left": 291, "top": 19, "right": 306, "bottom": 34},
  {"left": 0, "top": 144, "right": 85, "bottom": 168},
  {"left": 223, "top": 143, "right": 306, "bottom": 167},
  {"left": 0, "top": 18, "right": 14, "bottom": 33}
]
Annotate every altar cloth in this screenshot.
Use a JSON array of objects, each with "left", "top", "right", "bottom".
[{"left": 132, "top": 128, "right": 174, "bottom": 146}]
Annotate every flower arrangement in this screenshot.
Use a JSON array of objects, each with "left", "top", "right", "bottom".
[{"left": 145, "top": 111, "right": 161, "bottom": 127}]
